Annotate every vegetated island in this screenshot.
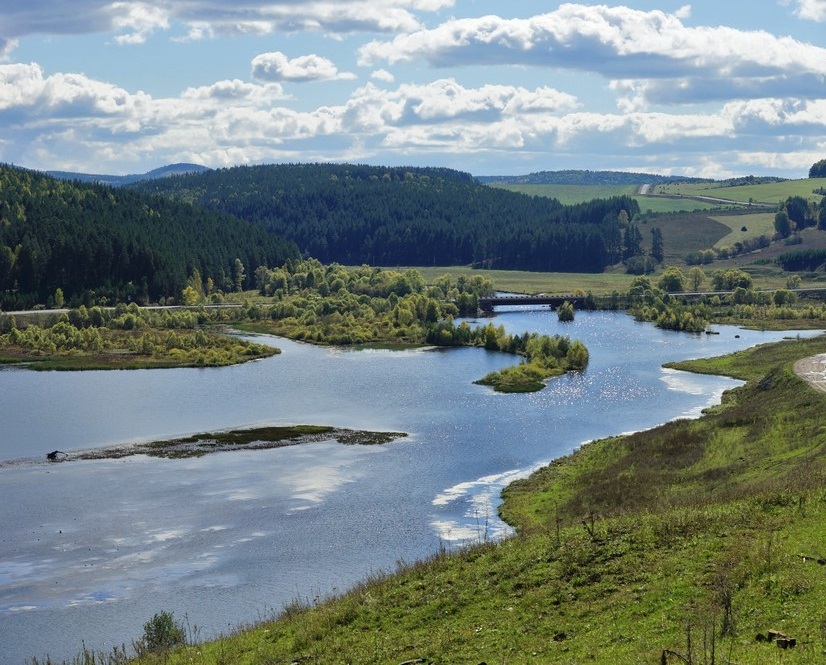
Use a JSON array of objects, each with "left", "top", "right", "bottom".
[
  {"left": 19, "top": 425, "right": 407, "bottom": 466},
  {"left": 0, "top": 304, "right": 279, "bottom": 370},
  {"left": 473, "top": 334, "right": 588, "bottom": 392}
]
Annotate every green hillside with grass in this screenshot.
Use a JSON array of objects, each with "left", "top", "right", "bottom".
[
  {"left": 120, "top": 332, "right": 826, "bottom": 665},
  {"left": 489, "top": 182, "right": 728, "bottom": 213},
  {"left": 655, "top": 178, "right": 826, "bottom": 205}
]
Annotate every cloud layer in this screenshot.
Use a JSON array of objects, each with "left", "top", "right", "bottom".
[
  {"left": 1, "top": 2, "right": 826, "bottom": 177},
  {"left": 0, "top": 0, "right": 454, "bottom": 44},
  {"left": 359, "top": 4, "right": 826, "bottom": 108}
]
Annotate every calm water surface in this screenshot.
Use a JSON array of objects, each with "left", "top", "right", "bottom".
[{"left": 0, "top": 310, "right": 818, "bottom": 663}]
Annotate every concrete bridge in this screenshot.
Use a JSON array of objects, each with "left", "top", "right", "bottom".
[{"left": 478, "top": 294, "right": 586, "bottom": 312}]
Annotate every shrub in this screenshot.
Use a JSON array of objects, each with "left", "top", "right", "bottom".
[{"left": 136, "top": 610, "right": 186, "bottom": 653}]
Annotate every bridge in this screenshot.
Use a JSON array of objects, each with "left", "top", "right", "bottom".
[{"left": 478, "top": 294, "right": 586, "bottom": 312}]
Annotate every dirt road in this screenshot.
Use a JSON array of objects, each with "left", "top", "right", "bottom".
[{"left": 794, "top": 354, "right": 826, "bottom": 393}]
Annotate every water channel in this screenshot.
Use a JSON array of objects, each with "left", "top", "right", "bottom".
[{"left": 0, "top": 309, "right": 818, "bottom": 663}]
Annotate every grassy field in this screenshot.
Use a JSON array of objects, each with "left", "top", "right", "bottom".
[
  {"left": 654, "top": 178, "right": 826, "bottom": 205},
  {"left": 118, "top": 331, "right": 826, "bottom": 665},
  {"left": 635, "top": 195, "right": 726, "bottom": 214},
  {"left": 490, "top": 182, "right": 730, "bottom": 212},
  {"left": 637, "top": 213, "right": 731, "bottom": 261},
  {"left": 489, "top": 183, "right": 637, "bottom": 204},
  {"left": 710, "top": 212, "right": 778, "bottom": 249},
  {"left": 409, "top": 265, "right": 636, "bottom": 295},
  {"left": 389, "top": 263, "right": 826, "bottom": 296}
]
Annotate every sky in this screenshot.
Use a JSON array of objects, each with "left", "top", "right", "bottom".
[{"left": 2, "top": 1, "right": 826, "bottom": 179}]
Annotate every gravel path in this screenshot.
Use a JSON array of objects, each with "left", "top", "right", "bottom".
[{"left": 794, "top": 354, "right": 826, "bottom": 393}]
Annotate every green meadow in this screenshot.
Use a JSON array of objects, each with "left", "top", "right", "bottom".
[{"left": 655, "top": 178, "right": 826, "bottom": 205}]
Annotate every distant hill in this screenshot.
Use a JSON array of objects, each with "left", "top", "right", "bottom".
[
  {"left": 476, "top": 170, "right": 710, "bottom": 186},
  {"left": 0, "top": 166, "right": 298, "bottom": 309},
  {"left": 46, "top": 163, "right": 210, "bottom": 187},
  {"left": 130, "top": 163, "right": 639, "bottom": 273}
]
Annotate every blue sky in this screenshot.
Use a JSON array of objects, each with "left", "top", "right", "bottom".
[{"left": 2, "top": 1, "right": 826, "bottom": 178}]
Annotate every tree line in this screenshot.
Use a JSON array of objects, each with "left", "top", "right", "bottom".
[
  {"left": 0, "top": 166, "right": 299, "bottom": 309},
  {"left": 130, "top": 163, "right": 640, "bottom": 273}
]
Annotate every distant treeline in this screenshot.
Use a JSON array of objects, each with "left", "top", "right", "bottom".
[
  {"left": 46, "top": 163, "right": 211, "bottom": 187},
  {"left": 131, "top": 163, "right": 639, "bottom": 272},
  {"left": 776, "top": 248, "right": 826, "bottom": 271},
  {"left": 0, "top": 166, "right": 298, "bottom": 309},
  {"left": 475, "top": 169, "right": 706, "bottom": 186}
]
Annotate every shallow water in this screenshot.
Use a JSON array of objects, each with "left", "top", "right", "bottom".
[{"left": 0, "top": 311, "right": 818, "bottom": 663}]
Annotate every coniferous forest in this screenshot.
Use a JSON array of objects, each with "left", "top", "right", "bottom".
[
  {"left": 131, "top": 163, "right": 639, "bottom": 272},
  {"left": 0, "top": 166, "right": 299, "bottom": 308}
]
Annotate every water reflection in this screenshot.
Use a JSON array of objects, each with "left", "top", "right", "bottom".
[{"left": 0, "top": 311, "right": 820, "bottom": 663}]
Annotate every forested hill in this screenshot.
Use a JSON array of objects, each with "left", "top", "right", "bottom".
[
  {"left": 0, "top": 166, "right": 298, "bottom": 309},
  {"left": 130, "top": 163, "right": 639, "bottom": 272},
  {"left": 46, "top": 163, "right": 211, "bottom": 187},
  {"left": 476, "top": 170, "right": 707, "bottom": 186}
]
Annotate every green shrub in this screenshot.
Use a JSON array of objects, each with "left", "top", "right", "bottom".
[{"left": 136, "top": 611, "right": 186, "bottom": 653}]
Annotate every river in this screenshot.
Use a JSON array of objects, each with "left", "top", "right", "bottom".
[{"left": 0, "top": 309, "right": 818, "bottom": 663}]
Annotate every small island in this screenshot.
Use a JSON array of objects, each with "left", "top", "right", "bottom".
[
  {"left": 34, "top": 425, "right": 408, "bottom": 464},
  {"left": 474, "top": 335, "right": 589, "bottom": 393}
]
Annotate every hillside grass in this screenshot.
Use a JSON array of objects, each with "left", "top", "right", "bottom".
[
  {"left": 636, "top": 213, "right": 731, "bottom": 261},
  {"left": 710, "top": 212, "right": 778, "bottom": 249},
  {"left": 490, "top": 182, "right": 729, "bottom": 212},
  {"left": 655, "top": 178, "right": 826, "bottom": 205},
  {"left": 400, "top": 265, "right": 636, "bottom": 296},
  {"left": 117, "top": 332, "right": 826, "bottom": 665},
  {"left": 489, "top": 183, "right": 637, "bottom": 204},
  {"left": 404, "top": 262, "right": 822, "bottom": 295}
]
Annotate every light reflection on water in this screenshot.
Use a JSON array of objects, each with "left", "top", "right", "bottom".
[{"left": 0, "top": 311, "right": 820, "bottom": 663}]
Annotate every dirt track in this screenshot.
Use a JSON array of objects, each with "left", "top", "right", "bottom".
[{"left": 794, "top": 354, "right": 826, "bottom": 393}]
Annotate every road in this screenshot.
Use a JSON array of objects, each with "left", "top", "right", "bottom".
[
  {"left": 1, "top": 303, "right": 243, "bottom": 318},
  {"left": 794, "top": 354, "right": 826, "bottom": 393}
]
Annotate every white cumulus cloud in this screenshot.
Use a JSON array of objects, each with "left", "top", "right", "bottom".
[
  {"left": 785, "top": 0, "right": 826, "bottom": 21},
  {"left": 371, "top": 69, "right": 396, "bottom": 83},
  {"left": 252, "top": 52, "right": 356, "bottom": 83},
  {"left": 358, "top": 4, "right": 826, "bottom": 106},
  {"left": 110, "top": 2, "right": 170, "bottom": 45}
]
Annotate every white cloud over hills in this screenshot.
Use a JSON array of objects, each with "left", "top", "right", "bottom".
[{"left": 1, "top": 2, "right": 825, "bottom": 177}]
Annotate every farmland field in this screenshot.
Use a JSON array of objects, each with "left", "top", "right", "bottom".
[
  {"left": 654, "top": 177, "right": 826, "bottom": 204},
  {"left": 489, "top": 182, "right": 737, "bottom": 212},
  {"left": 487, "top": 183, "right": 636, "bottom": 204}
]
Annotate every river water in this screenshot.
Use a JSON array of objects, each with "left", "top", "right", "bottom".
[{"left": 0, "top": 310, "right": 818, "bottom": 663}]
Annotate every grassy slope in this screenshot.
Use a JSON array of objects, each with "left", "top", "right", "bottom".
[
  {"left": 409, "top": 265, "right": 637, "bottom": 295},
  {"left": 711, "top": 212, "right": 777, "bottom": 248},
  {"left": 655, "top": 178, "right": 826, "bottom": 205},
  {"left": 490, "top": 183, "right": 726, "bottom": 212},
  {"left": 131, "top": 333, "right": 826, "bottom": 665},
  {"left": 492, "top": 179, "right": 826, "bottom": 268}
]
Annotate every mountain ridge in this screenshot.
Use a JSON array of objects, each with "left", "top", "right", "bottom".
[{"left": 45, "top": 162, "right": 210, "bottom": 187}]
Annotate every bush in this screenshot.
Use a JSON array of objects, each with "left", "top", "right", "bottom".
[{"left": 136, "top": 610, "right": 186, "bottom": 653}]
